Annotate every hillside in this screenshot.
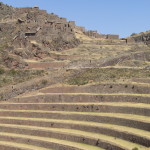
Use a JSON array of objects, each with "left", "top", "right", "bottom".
[
  {"left": 0, "top": 2, "right": 79, "bottom": 69},
  {"left": 0, "top": 2, "right": 150, "bottom": 150},
  {"left": 0, "top": 1, "right": 150, "bottom": 101}
]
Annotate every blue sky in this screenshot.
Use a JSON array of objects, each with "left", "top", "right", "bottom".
[{"left": 1, "top": 0, "right": 150, "bottom": 37}]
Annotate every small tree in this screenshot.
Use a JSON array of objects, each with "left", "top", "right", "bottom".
[{"left": 131, "top": 33, "right": 136, "bottom": 36}]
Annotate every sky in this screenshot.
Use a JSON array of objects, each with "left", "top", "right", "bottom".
[{"left": 1, "top": 0, "right": 150, "bottom": 38}]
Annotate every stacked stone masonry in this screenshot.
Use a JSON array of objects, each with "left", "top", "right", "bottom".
[{"left": 83, "top": 30, "right": 119, "bottom": 39}]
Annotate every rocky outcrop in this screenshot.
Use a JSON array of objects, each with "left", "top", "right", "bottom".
[{"left": 129, "top": 31, "right": 150, "bottom": 45}]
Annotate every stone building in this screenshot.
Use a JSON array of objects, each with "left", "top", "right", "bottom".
[{"left": 106, "top": 34, "right": 119, "bottom": 40}]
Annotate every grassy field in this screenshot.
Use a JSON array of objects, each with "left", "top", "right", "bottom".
[
  {"left": 67, "top": 68, "right": 150, "bottom": 85},
  {"left": 0, "top": 68, "right": 46, "bottom": 87}
]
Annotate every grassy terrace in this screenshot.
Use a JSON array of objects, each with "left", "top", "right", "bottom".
[
  {"left": 0, "top": 125, "right": 146, "bottom": 150},
  {"left": 0, "top": 132, "right": 104, "bottom": 150},
  {"left": 0, "top": 68, "right": 46, "bottom": 87},
  {"left": 1, "top": 102, "right": 150, "bottom": 109},
  {"left": 67, "top": 68, "right": 150, "bottom": 85},
  {"left": 0, "top": 111, "right": 149, "bottom": 123},
  {"left": 0, "top": 141, "right": 53, "bottom": 150}
]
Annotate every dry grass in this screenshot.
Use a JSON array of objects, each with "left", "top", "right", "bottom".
[
  {"left": 0, "top": 69, "right": 46, "bottom": 87},
  {"left": 67, "top": 68, "right": 150, "bottom": 85},
  {"left": 0, "top": 125, "right": 146, "bottom": 150}
]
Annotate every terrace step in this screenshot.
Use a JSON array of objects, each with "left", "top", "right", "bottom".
[
  {"left": 132, "top": 78, "right": 150, "bottom": 84},
  {"left": 27, "top": 62, "right": 67, "bottom": 69},
  {"left": 0, "top": 110, "right": 149, "bottom": 131},
  {"left": 39, "top": 84, "right": 150, "bottom": 94},
  {"left": 0, "top": 102, "right": 149, "bottom": 116},
  {"left": 1, "top": 83, "right": 149, "bottom": 149},
  {"left": 0, "top": 116, "right": 149, "bottom": 146},
  {"left": 10, "top": 94, "right": 150, "bottom": 104},
  {"left": 0, "top": 124, "right": 147, "bottom": 150},
  {"left": 0, "top": 132, "right": 105, "bottom": 150},
  {"left": 0, "top": 141, "right": 53, "bottom": 150}
]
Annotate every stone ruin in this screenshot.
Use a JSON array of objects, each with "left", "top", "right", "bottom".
[
  {"left": 83, "top": 30, "right": 119, "bottom": 39},
  {"left": 0, "top": 2, "right": 149, "bottom": 70},
  {"left": 67, "top": 21, "right": 119, "bottom": 39},
  {"left": 11, "top": 7, "right": 78, "bottom": 43},
  {"left": 68, "top": 19, "right": 120, "bottom": 40},
  {"left": 0, "top": 2, "right": 82, "bottom": 68},
  {"left": 0, "top": 3, "right": 80, "bottom": 64}
]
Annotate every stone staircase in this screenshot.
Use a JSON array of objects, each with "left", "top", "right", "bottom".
[{"left": 0, "top": 83, "right": 149, "bottom": 150}]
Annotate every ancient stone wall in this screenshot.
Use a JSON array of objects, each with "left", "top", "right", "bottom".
[
  {"left": 98, "top": 34, "right": 107, "bottom": 39},
  {"left": 106, "top": 34, "right": 119, "bottom": 39},
  {"left": 14, "top": 8, "right": 76, "bottom": 42},
  {"left": 84, "top": 30, "right": 102, "bottom": 38},
  {"left": 0, "top": 4, "right": 80, "bottom": 63},
  {"left": 75, "top": 26, "right": 86, "bottom": 32},
  {"left": 84, "top": 30, "right": 119, "bottom": 40},
  {"left": 60, "top": 17, "right": 67, "bottom": 23},
  {"left": 69, "top": 21, "right": 76, "bottom": 28}
]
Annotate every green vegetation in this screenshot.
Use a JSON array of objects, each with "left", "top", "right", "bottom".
[
  {"left": 41, "top": 79, "right": 48, "bottom": 85},
  {"left": 0, "top": 68, "right": 5, "bottom": 74},
  {"left": 0, "top": 39, "right": 10, "bottom": 66},
  {"left": 68, "top": 78, "right": 88, "bottom": 86},
  {"left": 0, "top": 69, "right": 45, "bottom": 87},
  {"left": 132, "top": 147, "right": 138, "bottom": 150},
  {"left": 67, "top": 68, "right": 150, "bottom": 85}
]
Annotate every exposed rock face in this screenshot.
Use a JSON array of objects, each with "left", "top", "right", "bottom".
[
  {"left": 133, "top": 33, "right": 150, "bottom": 45},
  {"left": 130, "top": 31, "right": 150, "bottom": 45},
  {"left": 121, "top": 31, "right": 150, "bottom": 45}
]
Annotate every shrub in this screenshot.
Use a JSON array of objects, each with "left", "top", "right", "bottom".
[
  {"left": 41, "top": 79, "right": 48, "bottom": 85},
  {"left": 68, "top": 78, "right": 88, "bottom": 86},
  {"left": 0, "top": 68, "right": 5, "bottom": 74},
  {"left": 132, "top": 147, "right": 138, "bottom": 150},
  {"left": 8, "top": 69, "right": 18, "bottom": 76},
  {"left": 2, "top": 78, "right": 7, "bottom": 83},
  {"left": 33, "top": 70, "right": 44, "bottom": 76}
]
